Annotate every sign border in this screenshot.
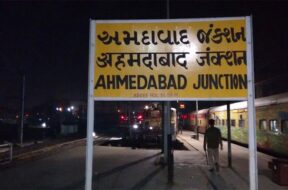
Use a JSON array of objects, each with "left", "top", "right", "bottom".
[
  {"left": 95, "top": 17, "right": 246, "bottom": 24},
  {"left": 93, "top": 17, "right": 247, "bottom": 101}
]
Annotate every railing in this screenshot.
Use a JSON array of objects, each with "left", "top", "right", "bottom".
[{"left": 0, "top": 143, "right": 13, "bottom": 163}]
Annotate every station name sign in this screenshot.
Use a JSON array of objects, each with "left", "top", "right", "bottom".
[{"left": 92, "top": 18, "right": 248, "bottom": 100}]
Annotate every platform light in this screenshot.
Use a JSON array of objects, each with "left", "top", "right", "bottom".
[{"left": 133, "top": 124, "right": 139, "bottom": 129}]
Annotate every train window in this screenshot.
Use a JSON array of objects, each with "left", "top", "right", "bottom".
[
  {"left": 281, "top": 120, "right": 288, "bottom": 134},
  {"left": 269, "top": 120, "right": 279, "bottom": 132},
  {"left": 259, "top": 119, "right": 267, "bottom": 130},
  {"left": 231, "top": 119, "right": 236, "bottom": 127},
  {"left": 222, "top": 119, "right": 225, "bottom": 126},
  {"left": 239, "top": 119, "right": 245, "bottom": 128},
  {"left": 216, "top": 118, "right": 221, "bottom": 126}
]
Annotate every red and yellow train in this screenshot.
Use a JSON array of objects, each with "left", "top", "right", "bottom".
[{"left": 184, "top": 92, "right": 288, "bottom": 157}]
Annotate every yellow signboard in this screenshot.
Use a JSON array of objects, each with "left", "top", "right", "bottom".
[{"left": 93, "top": 18, "right": 247, "bottom": 100}]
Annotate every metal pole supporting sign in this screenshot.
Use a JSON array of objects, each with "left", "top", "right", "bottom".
[
  {"left": 85, "top": 20, "right": 96, "bottom": 190},
  {"left": 246, "top": 15, "right": 258, "bottom": 190}
]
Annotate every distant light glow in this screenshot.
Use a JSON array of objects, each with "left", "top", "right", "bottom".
[
  {"left": 137, "top": 114, "right": 143, "bottom": 120},
  {"left": 56, "top": 107, "right": 63, "bottom": 112},
  {"left": 41, "top": 122, "right": 46, "bottom": 128},
  {"left": 179, "top": 103, "right": 185, "bottom": 109},
  {"left": 133, "top": 124, "right": 138, "bottom": 129},
  {"left": 181, "top": 114, "right": 188, "bottom": 120},
  {"left": 110, "top": 137, "right": 122, "bottom": 140},
  {"left": 120, "top": 115, "right": 127, "bottom": 121}
]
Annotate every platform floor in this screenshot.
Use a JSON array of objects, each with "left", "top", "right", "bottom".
[{"left": 0, "top": 130, "right": 287, "bottom": 190}]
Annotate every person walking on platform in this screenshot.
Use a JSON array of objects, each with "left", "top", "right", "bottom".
[{"left": 203, "top": 119, "right": 223, "bottom": 172}]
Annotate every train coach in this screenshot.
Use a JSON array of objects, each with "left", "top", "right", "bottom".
[
  {"left": 186, "top": 92, "right": 288, "bottom": 157},
  {"left": 118, "top": 104, "right": 178, "bottom": 143}
]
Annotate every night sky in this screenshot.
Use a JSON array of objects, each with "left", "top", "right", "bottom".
[{"left": 1, "top": 0, "right": 287, "bottom": 110}]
